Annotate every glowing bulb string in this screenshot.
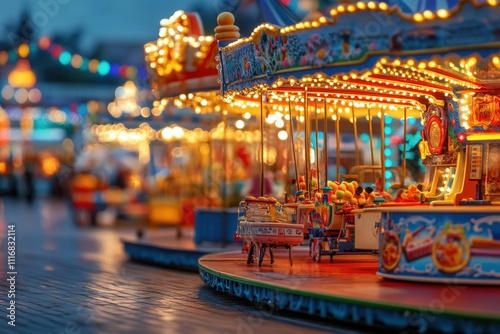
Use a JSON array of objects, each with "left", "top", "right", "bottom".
[{"left": 0, "top": 37, "right": 147, "bottom": 80}]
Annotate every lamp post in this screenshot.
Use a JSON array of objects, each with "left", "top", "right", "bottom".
[
  {"left": 5, "top": 56, "right": 40, "bottom": 176},
  {"left": 8, "top": 59, "right": 37, "bottom": 89}
]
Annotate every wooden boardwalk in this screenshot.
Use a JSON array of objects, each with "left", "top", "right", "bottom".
[{"left": 6, "top": 198, "right": 363, "bottom": 334}]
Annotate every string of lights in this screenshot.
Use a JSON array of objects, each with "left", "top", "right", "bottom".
[{"left": 0, "top": 36, "right": 147, "bottom": 80}]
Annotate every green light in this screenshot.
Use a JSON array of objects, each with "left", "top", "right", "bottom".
[
  {"left": 80, "top": 58, "right": 89, "bottom": 70},
  {"left": 384, "top": 126, "right": 392, "bottom": 135},
  {"left": 384, "top": 148, "right": 392, "bottom": 156},
  {"left": 360, "top": 133, "right": 370, "bottom": 142},
  {"left": 385, "top": 160, "right": 393, "bottom": 167},
  {"left": 97, "top": 61, "right": 110, "bottom": 75},
  {"left": 385, "top": 171, "right": 393, "bottom": 179},
  {"left": 59, "top": 51, "right": 71, "bottom": 65}
]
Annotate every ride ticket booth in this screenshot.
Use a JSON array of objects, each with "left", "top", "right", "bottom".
[{"left": 418, "top": 93, "right": 500, "bottom": 206}]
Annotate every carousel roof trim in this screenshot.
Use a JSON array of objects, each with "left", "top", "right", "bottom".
[
  {"left": 223, "top": 0, "right": 499, "bottom": 50},
  {"left": 217, "top": 49, "right": 500, "bottom": 121},
  {"left": 328, "top": 0, "right": 497, "bottom": 24}
]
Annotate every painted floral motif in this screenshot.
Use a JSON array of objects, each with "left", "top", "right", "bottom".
[{"left": 223, "top": 28, "right": 369, "bottom": 85}]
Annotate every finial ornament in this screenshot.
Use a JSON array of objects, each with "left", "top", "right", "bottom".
[{"left": 214, "top": 12, "right": 240, "bottom": 41}]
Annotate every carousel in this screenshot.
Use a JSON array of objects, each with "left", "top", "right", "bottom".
[
  {"left": 123, "top": 10, "right": 277, "bottom": 270},
  {"left": 198, "top": 1, "right": 500, "bottom": 333}
]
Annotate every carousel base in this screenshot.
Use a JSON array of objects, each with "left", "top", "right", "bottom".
[
  {"left": 198, "top": 247, "right": 500, "bottom": 334},
  {"left": 122, "top": 227, "right": 242, "bottom": 271}
]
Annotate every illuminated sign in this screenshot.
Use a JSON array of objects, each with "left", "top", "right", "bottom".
[{"left": 471, "top": 94, "right": 500, "bottom": 127}]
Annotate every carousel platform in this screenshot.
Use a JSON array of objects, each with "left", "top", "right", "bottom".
[
  {"left": 198, "top": 247, "right": 500, "bottom": 334},
  {"left": 122, "top": 227, "right": 242, "bottom": 271}
]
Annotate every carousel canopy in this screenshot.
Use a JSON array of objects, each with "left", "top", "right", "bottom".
[
  {"left": 255, "top": 0, "right": 304, "bottom": 27},
  {"left": 215, "top": 0, "right": 500, "bottom": 122},
  {"left": 144, "top": 11, "right": 219, "bottom": 100}
]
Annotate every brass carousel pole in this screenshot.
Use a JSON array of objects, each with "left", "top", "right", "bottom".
[
  {"left": 296, "top": 101, "right": 302, "bottom": 179},
  {"left": 402, "top": 107, "right": 407, "bottom": 188},
  {"left": 380, "top": 107, "right": 386, "bottom": 191},
  {"left": 352, "top": 107, "right": 360, "bottom": 167},
  {"left": 335, "top": 106, "right": 341, "bottom": 181},
  {"left": 305, "top": 91, "right": 310, "bottom": 197},
  {"left": 315, "top": 99, "right": 320, "bottom": 190},
  {"left": 368, "top": 107, "right": 376, "bottom": 182},
  {"left": 323, "top": 99, "right": 328, "bottom": 185},
  {"left": 222, "top": 111, "right": 228, "bottom": 203},
  {"left": 222, "top": 109, "right": 228, "bottom": 246},
  {"left": 260, "top": 93, "right": 265, "bottom": 197},
  {"left": 208, "top": 114, "right": 217, "bottom": 207},
  {"left": 288, "top": 97, "right": 299, "bottom": 192}
]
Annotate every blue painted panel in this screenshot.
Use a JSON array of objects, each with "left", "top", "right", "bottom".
[{"left": 194, "top": 208, "right": 239, "bottom": 244}]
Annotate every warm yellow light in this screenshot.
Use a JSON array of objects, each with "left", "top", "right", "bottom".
[
  {"left": 0, "top": 51, "right": 8, "bottom": 65},
  {"left": 172, "top": 126, "right": 184, "bottom": 138},
  {"left": 278, "top": 130, "right": 288, "bottom": 140},
  {"left": 8, "top": 59, "right": 37, "bottom": 89},
  {"left": 493, "top": 56, "right": 500, "bottom": 67},
  {"left": 467, "top": 134, "right": 500, "bottom": 141},
  {"left": 161, "top": 127, "right": 173, "bottom": 139},
  {"left": 71, "top": 54, "right": 83, "bottom": 68},
  {"left": 18, "top": 44, "right": 30, "bottom": 58},
  {"left": 41, "top": 154, "right": 60, "bottom": 176},
  {"left": 423, "top": 10, "right": 434, "bottom": 19},
  {"left": 88, "top": 59, "right": 100, "bottom": 73},
  {"left": 235, "top": 120, "right": 245, "bottom": 129},
  {"left": 266, "top": 114, "right": 276, "bottom": 124},
  {"left": 275, "top": 118, "right": 285, "bottom": 128},
  {"left": 413, "top": 13, "right": 424, "bottom": 22}
]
